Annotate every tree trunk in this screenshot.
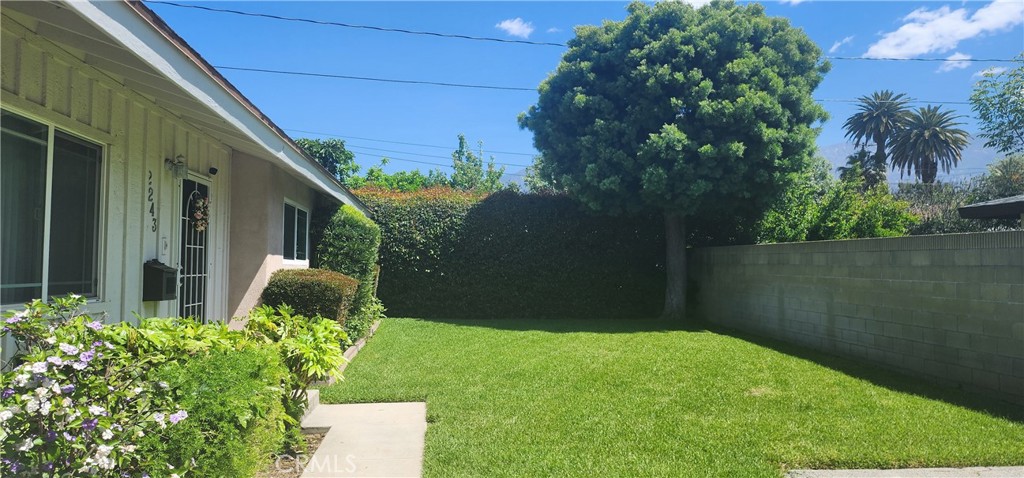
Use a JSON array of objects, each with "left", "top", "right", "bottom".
[
  {"left": 662, "top": 212, "right": 687, "bottom": 320},
  {"left": 921, "top": 157, "right": 938, "bottom": 184},
  {"left": 874, "top": 136, "right": 887, "bottom": 170}
]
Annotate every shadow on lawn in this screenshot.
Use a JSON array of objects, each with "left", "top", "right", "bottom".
[
  {"left": 706, "top": 322, "right": 1024, "bottom": 424},
  {"left": 406, "top": 316, "right": 706, "bottom": 334},
  {"left": 407, "top": 316, "right": 1024, "bottom": 423}
]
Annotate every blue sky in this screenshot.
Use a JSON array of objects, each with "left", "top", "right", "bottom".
[{"left": 147, "top": 1, "right": 1024, "bottom": 183}]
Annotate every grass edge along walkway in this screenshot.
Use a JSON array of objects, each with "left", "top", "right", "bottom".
[{"left": 320, "top": 318, "right": 1024, "bottom": 478}]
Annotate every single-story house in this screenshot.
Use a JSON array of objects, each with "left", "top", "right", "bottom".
[{"left": 1, "top": 0, "right": 366, "bottom": 345}]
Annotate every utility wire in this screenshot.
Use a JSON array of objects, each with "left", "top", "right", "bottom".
[
  {"left": 145, "top": 1, "right": 566, "bottom": 47},
  {"left": 285, "top": 128, "right": 537, "bottom": 157},
  {"left": 347, "top": 144, "right": 531, "bottom": 167},
  {"left": 347, "top": 146, "right": 529, "bottom": 168},
  {"left": 147, "top": 0, "right": 1019, "bottom": 64},
  {"left": 215, "top": 66, "right": 535, "bottom": 92},
  {"left": 349, "top": 150, "right": 527, "bottom": 177},
  {"left": 220, "top": 64, "right": 976, "bottom": 105}
]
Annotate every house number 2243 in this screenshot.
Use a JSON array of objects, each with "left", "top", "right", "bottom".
[{"left": 147, "top": 171, "right": 157, "bottom": 232}]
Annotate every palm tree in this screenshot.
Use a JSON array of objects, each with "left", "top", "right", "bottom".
[
  {"left": 842, "top": 90, "right": 911, "bottom": 172},
  {"left": 889, "top": 106, "right": 970, "bottom": 184},
  {"left": 837, "top": 147, "right": 887, "bottom": 188}
]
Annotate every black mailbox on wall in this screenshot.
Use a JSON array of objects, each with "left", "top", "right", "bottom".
[{"left": 143, "top": 260, "right": 178, "bottom": 302}]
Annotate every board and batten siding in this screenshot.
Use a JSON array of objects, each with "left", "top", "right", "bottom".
[{"left": 1, "top": 13, "right": 232, "bottom": 327}]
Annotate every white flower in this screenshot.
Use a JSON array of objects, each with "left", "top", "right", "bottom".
[
  {"left": 88, "top": 405, "right": 105, "bottom": 416},
  {"left": 25, "top": 398, "right": 40, "bottom": 413},
  {"left": 59, "top": 343, "right": 79, "bottom": 355},
  {"left": 34, "top": 386, "right": 50, "bottom": 398},
  {"left": 17, "top": 438, "right": 34, "bottom": 451},
  {"left": 71, "top": 361, "right": 88, "bottom": 370},
  {"left": 101, "top": 429, "right": 113, "bottom": 440},
  {"left": 132, "top": 387, "right": 143, "bottom": 395},
  {"left": 39, "top": 400, "right": 51, "bottom": 416},
  {"left": 14, "top": 373, "right": 31, "bottom": 386},
  {"left": 119, "top": 444, "right": 137, "bottom": 453},
  {"left": 158, "top": 381, "right": 169, "bottom": 389},
  {"left": 0, "top": 410, "right": 12, "bottom": 422},
  {"left": 31, "top": 361, "right": 47, "bottom": 374},
  {"left": 153, "top": 412, "right": 167, "bottom": 429},
  {"left": 44, "top": 336, "right": 56, "bottom": 345},
  {"left": 51, "top": 382, "right": 62, "bottom": 395},
  {"left": 136, "top": 430, "right": 145, "bottom": 438},
  {"left": 47, "top": 356, "right": 63, "bottom": 367}
]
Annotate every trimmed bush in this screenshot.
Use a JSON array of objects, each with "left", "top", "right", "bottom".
[
  {"left": 355, "top": 187, "right": 664, "bottom": 319},
  {"left": 317, "top": 204, "right": 383, "bottom": 337},
  {"left": 261, "top": 268, "right": 359, "bottom": 325}
]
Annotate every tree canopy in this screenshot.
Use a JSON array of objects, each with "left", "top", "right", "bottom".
[
  {"left": 970, "top": 56, "right": 1024, "bottom": 155},
  {"left": 294, "top": 138, "right": 359, "bottom": 185},
  {"left": 519, "top": 0, "right": 828, "bottom": 318}
]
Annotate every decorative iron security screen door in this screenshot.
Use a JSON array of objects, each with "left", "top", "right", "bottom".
[{"left": 179, "top": 179, "right": 209, "bottom": 322}]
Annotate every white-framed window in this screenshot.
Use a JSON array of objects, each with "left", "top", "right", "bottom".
[
  {"left": 283, "top": 201, "right": 309, "bottom": 262},
  {"left": 1, "top": 109, "right": 103, "bottom": 305}
]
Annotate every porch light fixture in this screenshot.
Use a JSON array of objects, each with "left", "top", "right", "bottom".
[{"left": 165, "top": 155, "right": 187, "bottom": 179}]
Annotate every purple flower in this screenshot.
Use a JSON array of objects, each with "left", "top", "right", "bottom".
[
  {"left": 44, "top": 431, "right": 57, "bottom": 442},
  {"left": 168, "top": 410, "right": 188, "bottom": 424},
  {"left": 60, "top": 384, "right": 75, "bottom": 394},
  {"left": 86, "top": 320, "right": 103, "bottom": 331},
  {"left": 82, "top": 418, "right": 98, "bottom": 431},
  {"left": 5, "top": 316, "right": 22, "bottom": 324},
  {"left": 63, "top": 432, "right": 76, "bottom": 442},
  {"left": 59, "top": 343, "right": 79, "bottom": 355},
  {"left": 79, "top": 350, "right": 95, "bottom": 362},
  {"left": 1, "top": 388, "right": 14, "bottom": 399},
  {"left": 42, "top": 462, "right": 54, "bottom": 472}
]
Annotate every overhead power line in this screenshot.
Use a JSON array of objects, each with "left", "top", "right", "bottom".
[
  {"left": 215, "top": 66, "right": 535, "bottom": 92},
  {"left": 285, "top": 128, "right": 537, "bottom": 157},
  {"left": 146, "top": 1, "right": 1019, "bottom": 64},
  {"left": 348, "top": 150, "right": 527, "bottom": 177},
  {"left": 347, "top": 146, "right": 529, "bottom": 168},
  {"left": 145, "top": 1, "right": 566, "bottom": 47},
  {"left": 220, "top": 64, "right": 975, "bottom": 105}
]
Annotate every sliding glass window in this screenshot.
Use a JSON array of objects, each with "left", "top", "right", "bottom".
[{"left": 1, "top": 110, "right": 102, "bottom": 305}]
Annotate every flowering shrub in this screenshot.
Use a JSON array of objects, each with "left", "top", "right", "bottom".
[{"left": 0, "top": 296, "right": 190, "bottom": 477}]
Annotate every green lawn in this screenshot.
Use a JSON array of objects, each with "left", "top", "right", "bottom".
[{"left": 320, "top": 318, "right": 1024, "bottom": 477}]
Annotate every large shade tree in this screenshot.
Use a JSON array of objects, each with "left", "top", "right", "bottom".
[
  {"left": 889, "top": 106, "right": 970, "bottom": 184},
  {"left": 842, "top": 90, "right": 910, "bottom": 179},
  {"left": 970, "top": 56, "right": 1024, "bottom": 155},
  {"left": 519, "top": 0, "right": 828, "bottom": 319}
]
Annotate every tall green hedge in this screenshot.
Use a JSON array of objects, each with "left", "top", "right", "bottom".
[
  {"left": 316, "top": 204, "right": 383, "bottom": 338},
  {"left": 356, "top": 187, "right": 664, "bottom": 319}
]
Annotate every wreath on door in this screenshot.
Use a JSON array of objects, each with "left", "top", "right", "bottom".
[{"left": 191, "top": 195, "right": 211, "bottom": 232}]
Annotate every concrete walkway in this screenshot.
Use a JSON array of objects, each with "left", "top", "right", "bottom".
[
  {"left": 300, "top": 397, "right": 427, "bottom": 478},
  {"left": 788, "top": 467, "right": 1024, "bottom": 477}
]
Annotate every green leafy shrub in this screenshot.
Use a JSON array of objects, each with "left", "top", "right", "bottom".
[
  {"left": 317, "top": 204, "right": 383, "bottom": 337},
  {"left": 139, "top": 347, "right": 287, "bottom": 477},
  {"left": 807, "top": 182, "right": 917, "bottom": 240},
  {"left": 356, "top": 187, "right": 664, "bottom": 319},
  {"left": 243, "top": 304, "right": 347, "bottom": 443},
  {"left": 261, "top": 268, "right": 359, "bottom": 326}
]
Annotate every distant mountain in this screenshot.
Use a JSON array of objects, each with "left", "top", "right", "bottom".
[{"left": 816, "top": 141, "right": 1001, "bottom": 184}]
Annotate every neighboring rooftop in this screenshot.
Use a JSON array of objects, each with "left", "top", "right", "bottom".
[{"left": 958, "top": 194, "right": 1024, "bottom": 220}]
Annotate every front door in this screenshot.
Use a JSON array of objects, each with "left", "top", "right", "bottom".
[{"left": 179, "top": 179, "right": 210, "bottom": 321}]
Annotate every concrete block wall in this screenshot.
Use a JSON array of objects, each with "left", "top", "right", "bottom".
[{"left": 689, "top": 231, "right": 1024, "bottom": 404}]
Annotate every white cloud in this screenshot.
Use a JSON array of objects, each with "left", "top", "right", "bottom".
[
  {"left": 495, "top": 18, "right": 534, "bottom": 39},
  {"left": 829, "top": 36, "right": 855, "bottom": 53},
  {"left": 546, "top": 27, "right": 561, "bottom": 34},
  {"left": 661, "top": 0, "right": 713, "bottom": 7},
  {"left": 864, "top": 0, "right": 1024, "bottom": 59},
  {"left": 973, "top": 66, "right": 1009, "bottom": 78},
  {"left": 937, "top": 52, "right": 972, "bottom": 72}
]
